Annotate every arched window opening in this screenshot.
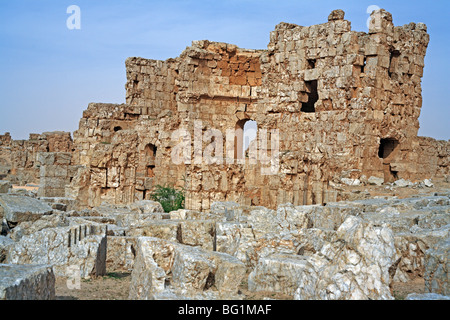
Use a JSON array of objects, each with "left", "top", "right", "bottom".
[
  {"left": 234, "top": 119, "right": 257, "bottom": 160},
  {"left": 114, "top": 126, "right": 122, "bottom": 132},
  {"left": 243, "top": 120, "right": 257, "bottom": 158}
]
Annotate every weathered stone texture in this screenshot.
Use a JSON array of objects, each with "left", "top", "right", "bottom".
[
  {"left": 0, "top": 194, "right": 53, "bottom": 224},
  {"left": 0, "top": 132, "right": 73, "bottom": 185},
  {"left": 0, "top": 264, "right": 55, "bottom": 300},
  {"left": 0, "top": 236, "right": 14, "bottom": 263},
  {"left": 6, "top": 222, "right": 107, "bottom": 278},
  {"left": 0, "top": 181, "right": 11, "bottom": 193},
  {"left": 129, "top": 237, "right": 245, "bottom": 299},
  {"left": 106, "top": 236, "right": 138, "bottom": 272},
  {"left": 425, "top": 238, "right": 449, "bottom": 295},
  {"left": 294, "top": 216, "right": 396, "bottom": 300},
  {"left": 37, "top": 152, "right": 79, "bottom": 198},
  {"left": 58, "top": 9, "right": 448, "bottom": 211},
  {"left": 248, "top": 254, "right": 310, "bottom": 295}
]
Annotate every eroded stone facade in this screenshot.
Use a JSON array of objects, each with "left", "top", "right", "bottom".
[
  {"left": 0, "top": 132, "right": 73, "bottom": 185},
  {"left": 2, "top": 9, "right": 449, "bottom": 211}
]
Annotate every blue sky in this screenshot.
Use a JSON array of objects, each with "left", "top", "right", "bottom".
[{"left": 0, "top": 0, "right": 449, "bottom": 140}]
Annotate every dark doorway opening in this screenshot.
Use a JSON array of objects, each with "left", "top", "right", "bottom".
[
  {"left": 379, "top": 138, "right": 400, "bottom": 183},
  {"left": 307, "top": 59, "right": 316, "bottom": 69},
  {"left": 378, "top": 138, "right": 399, "bottom": 159},
  {"left": 361, "top": 57, "right": 367, "bottom": 73},
  {"left": 144, "top": 144, "right": 157, "bottom": 178},
  {"left": 301, "top": 80, "right": 318, "bottom": 113},
  {"left": 388, "top": 50, "right": 401, "bottom": 78}
]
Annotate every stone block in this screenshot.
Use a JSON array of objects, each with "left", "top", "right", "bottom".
[
  {"left": 116, "top": 213, "right": 170, "bottom": 229},
  {"left": 368, "top": 176, "right": 384, "bottom": 186},
  {"left": 0, "top": 236, "right": 14, "bottom": 263},
  {"left": 0, "top": 181, "right": 11, "bottom": 194},
  {"left": 248, "top": 254, "right": 310, "bottom": 295},
  {"left": 128, "top": 238, "right": 166, "bottom": 300},
  {"left": 6, "top": 223, "right": 107, "bottom": 278},
  {"left": 54, "top": 153, "right": 72, "bottom": 165},
  {"left": 178, "top": 220, "right": 215, "bottom": 251},
  {"left": 0, "top": 194, "right": 53, "bottom": 224},
  {"left": 0, "top": 264, "right": 55, "bottom": 300},
  {"left": 129, "top": 237, "right": 245, "bottom": 299},
  {"left": 294, "top": 216, "right": 396, "bottom": 300},
  {"left": 425, "top": 238, "right": 449, "bottom": 295},
  {"left": 106, "top": 236, "right": 138, "bottom": 272},
  {"left": 128, "top": 200, "right": 164, "bottom": 213},
  {"left": 126, "top": 220, "right": 180, "bottom": 241},
  {"left": 37, "top": 153, "right": 55, "bottom": 166}
]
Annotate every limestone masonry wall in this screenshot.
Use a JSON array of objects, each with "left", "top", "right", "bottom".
[
  {"left": 1, "top": 9, "right": 448, "bottom": 211},
  {"left": 0, "top": 132, "right": 73, "bottom": 185}
]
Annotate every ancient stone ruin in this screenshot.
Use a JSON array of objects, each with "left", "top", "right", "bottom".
[{"left": 0, "top": 9, "right": 449, "bottom": 300}]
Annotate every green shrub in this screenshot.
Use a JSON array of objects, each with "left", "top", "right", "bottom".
[{"left": 150, "top": 185, "right": 185, "bottom": 213}]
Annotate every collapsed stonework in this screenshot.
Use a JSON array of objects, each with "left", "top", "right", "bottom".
[
  {"left": 0, "top": 9, "right": 449, "bottom": 300},
  {"left": 0, "top": 131, "right": 73, "bottom": 186},
  {"left": 1, "top": 187, "right": 449, "bottom": 300},
  {"left": 0, "top": 10, "right": 448, "bottom": 211},
  {"left": 60, "top": 9, "right": 447, "bottom": 211}
]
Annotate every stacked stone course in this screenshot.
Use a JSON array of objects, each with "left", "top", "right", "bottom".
[{"left": 1, "top": 9, "right": 448, "bottom": 211}]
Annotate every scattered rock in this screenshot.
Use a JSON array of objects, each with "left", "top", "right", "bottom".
[
  {"left": 0, "top": 185, "right": 448, "bottom": 300},
  {"left": 406, "top": 293, "right": 450, "bottom": 300},
  {"left": 368, "top": 176, "right": 384, "bottom": 186},
  {"left": 423, "top": 179, "right": 434, "bottom": 188},
  {"left": 340, "top": 178, "right": 361, "bottom": 186},
  {"left": 394, "top": 179, "right": 414, "bottom": 188}
]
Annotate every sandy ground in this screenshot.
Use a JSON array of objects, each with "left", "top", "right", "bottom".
[
  {"left": 55, "top": 273, "right": 132, "bottom": 300},
  {"left": 54, "top": 271, "right": 292, "bottom": 300},
  {"left": 54, "top": 272, "right": 425, "bottom": 300},
  {"left": 11, "top": 184, "right": 39, "bottom": 192},
  {"left": 391, "top": 278, "right": 426, "bottom": 300}
]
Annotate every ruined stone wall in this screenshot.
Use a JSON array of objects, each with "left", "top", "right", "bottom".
[
  {"left": 71, "top": 42, "right": 265, "bottom": 208},
  {"left": 67, "top": 9, "right": 449, "bottom": 210},
  {"left": 37, "top": 152, "right": 78, "bottom": 198},
  {"left": 0, "top": 132, "right": 73, "bottom": 185},
  {"left": 251, "top": 9, "right": 434, "bottom": 205}
]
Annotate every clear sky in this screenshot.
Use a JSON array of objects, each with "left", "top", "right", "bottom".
[{"left": 0, "top": 0, "right": 449, "bottom": 140}]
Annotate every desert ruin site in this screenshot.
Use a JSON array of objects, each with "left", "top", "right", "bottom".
[{"left": 0, "top": 9, "right": 449, "bottom": 301}]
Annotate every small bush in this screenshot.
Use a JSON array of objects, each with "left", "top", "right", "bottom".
[{"left": 150, "top": 185, "right": 185, "bottom": 213}]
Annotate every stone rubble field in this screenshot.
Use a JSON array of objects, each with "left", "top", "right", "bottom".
[{"left": 0, "top": 181, "right": 449, "bottom": 300}]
